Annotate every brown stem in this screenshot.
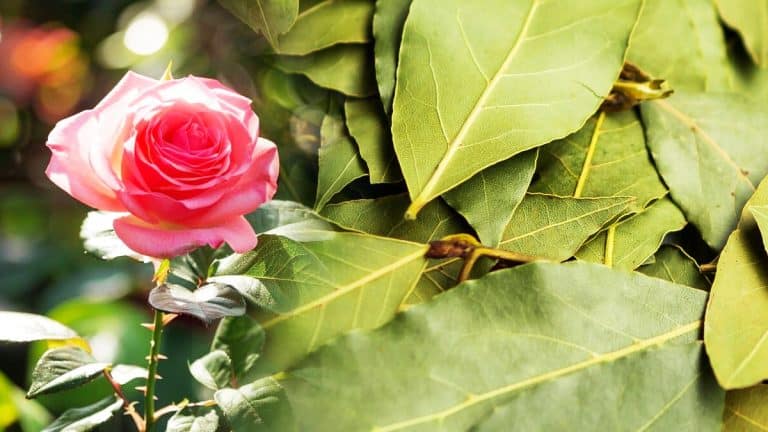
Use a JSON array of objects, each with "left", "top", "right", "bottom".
[
  {"left": 103, "top": 369, "right": 145, "bottom": 431},
  {"left": 428, "top": 234, "right": 544, "bottom": 283}
]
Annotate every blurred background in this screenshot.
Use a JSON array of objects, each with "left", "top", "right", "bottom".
[{"left": 0, "top": 1, "right": 280, "bottom": 429}]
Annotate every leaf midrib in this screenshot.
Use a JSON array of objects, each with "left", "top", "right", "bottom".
[
  {"left": 373, "top": 320, "right": 701, "bottom": 431},
  {"left": 261, "top": 246, "right": 427, "bottom": 329},
  {"left": 406, "top": 0, "right": 540, "bottom": 216},
  {"left": 499, "top": 197, "right": 630, "bottom": 245}
]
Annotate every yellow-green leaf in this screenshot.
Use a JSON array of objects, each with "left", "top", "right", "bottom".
[
  {"left": 717, "top": 0, "right": 768, "bottom": 68},
  {"left": 392, "top": 0, "right": 643, "bottom": 218},
  {"left": 705, "top": 177, "right": 768, "bottom": 388}
]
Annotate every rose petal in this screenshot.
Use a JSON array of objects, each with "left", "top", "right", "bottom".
[
  {"left": 189, "top": 138, "right": 279, "bottom": 226},
  {"left": 46, "top": 110, "right": 125, "bottom": 211},
  {"left": 113, "top": 215, "right": 257, "bottom": 258}
]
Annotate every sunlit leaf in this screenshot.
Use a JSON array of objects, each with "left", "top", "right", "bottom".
[
  {"left": 443, "top": 150, "right": 536, "bottom": 246},
  {"left": 262, "top": 262, "right": 720, "bottom": 431},
  {"left": 498, "top": 194, "right": 632, "bottom": 260},
  {"left": 716, "top": 0, "right": 768, "bottom": 67},
  {"left": 531, "top": 110, "right": 666, "bottom": 212},
  {"left": 392, "top": 0, "right": 643, "bottom": 218},
  {"left": 627, "top": 0, "right": 731, "bottom": 91},
  {"left": 642, "top": 93, "right": 768, "bottom": 249},
  {"left": 189, "top": 351, "right": 233, "bottom": 391},
  {"left": 167, "top": 406, "right": 223, "bottom": 432},
  {"left": 575, "top": 197, "right": 686, "bottom": 270},
  {"left": 704, "top": 176, "right": 768, "bottom": 388},
  {"left": 79, "top": 211, "right": 152, "bottom": 262},
  {"left": 218, "top": 0, "right": 299, "bottom": 47},
  {"left": 344, "top": 98, "right": 402, "bottom": 184},
  {"left": 276, "top": 0, "right": 373, "bottom": 55},
  {"left": 108, "top": 365, "right": 147, "bottom": 386},
  {"left": 214, "top": 378, "right": 293, "bottom": 431},
  {"left": 276, "top": 45, "right": 376, "bottom": 97},
  {"left": 148, "top": 283, "right": 246, "bottom": 324},
  {"left": 27, "top": 347, "right": 109, "bottom": 398},
  {"left": 0, "top": 312, "right": 77, "bottom": 343},
  {"left": 215, "top": 232, "right": 427, "bottom": 378},
  {"left": 42, "top": 396, "right": 122, "bottom": 432}
]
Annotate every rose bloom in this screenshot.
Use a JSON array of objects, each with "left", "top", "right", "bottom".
[{"left": 45, "top": 71, "right": 279, "bottom": 257}]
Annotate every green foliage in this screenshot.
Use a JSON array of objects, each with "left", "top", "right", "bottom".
[
  {"left": 391, "top": 0, "right": 643, "bottom": 217},
  {"left": 189, "top": 351, "right": 233, "bottom": 391},
  {"left": 27, "top": 348, "right": 109, "bottom": 398},
  {"left": 218, "top": 0, "right": 299, "bottom": 47},
  {"left": 262, "top": 263, "right": 722, "bottom": 431},
  {"left": 275, "top": 0, "right": 373, "bottom": 55},
  {"left": 638, "top": 246, "right": 711, "bottom": 290},
  {"left": 705, "top": 177, "right": 768, "bottom": 389},
  {"left": 29, "top": 0, "right": 768, "bottom": 429},
  {"left": 641, "top": 93, "right": 768, "bottom": 249},
  {"left": 42, "top": 396, "right": 122, "bottom": 432}
]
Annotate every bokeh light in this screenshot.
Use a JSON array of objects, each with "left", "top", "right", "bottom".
[{"left": 123, "top": 12, "right": 168, "bottom": 55}]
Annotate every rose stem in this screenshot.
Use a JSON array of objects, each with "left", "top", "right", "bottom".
[
  {"left": 143, "top": 309, "right": 164, "bottom": 432},
  {"left": 103, "top": 369, "right": 144, "bottom": 430}
]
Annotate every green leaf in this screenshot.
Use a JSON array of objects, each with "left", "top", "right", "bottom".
[
  {"left": 189, "top": 351, "right": 233, "bottom": 391},
  {"left": 627, "top": 0, "right": 731, "bottom": 91},
  {"left": 641, "top": 93, "right": 768, "bottom": 249},
  {"left": 212, "top": 316, "right": 265, "bottom": 383},
  {"left": 320, "top": 195, "right": 468, "bottom": 305},
  {"left": 42, "top": 396, "right": 122, "bottom": 432},
  {"left": 0, "top": 312, "right": 77, "bottom": 343},
  {"left": 315, "top": 105, "right": 368, "bottom": 210},
  {"left": 214, "top": 378, "right": 294, "bottom": 431},
  {"left": 276, "top": 0, "right": 373, "bottom": 55},
  {"left": 109, "top": 365, "right": 147, "bottom": 385},
  {"left": 344, "top": 98, "right": 402, "bottom": 184},
  {"left": 750, "top": 205, "right": 768, "bottom": 255},
  {"left": 498, "top": 194, "right": 632, "bottom": 260},
  {"left": 531, "top": 110, "right": 666, "bottom": 211},
  {"left": 148, "top": 283, "right": 246, "bottom": 324},
  {"left": 245, "top": 200, "right": 338, "bottom": 243},
  {"left": 638, "top": 245, "right": 710, "bottom": 291},
  {"left": 392, "top": 0, "right": 643, "bottom": 218},
  {"left": 575, "top": 197, "right": 687, "bottom": 270},
  {"left": 215, "top": 232, "right": 428, "bottom": 378},
  {"left": 372, "top": 0, "right": 412, "bottom": 113},
  {"left": 705, "top": 176, "right": 768, "bottom": 388},
  {"left": 27, "top": 348, "right": 109, "bottom": 399},
  {"left": 218, "top": 0, "right": 299, "bottom": 47},
  {"left": 267, "top": 262, "right": 719, "bottom": 431},
  {"left": 0, "top": 371, "right": 51, "bottom": 431},
  {"left": 443, "top": 150, "right": 537, "bottom": 246},
  {"left": 167, "top": 406, "right": 223, "bottom": 432},
  {"left": 717, "top": 0, "right": 768, "bottom": 67},
  {"left": 275, "top": 45, "right": 376, "bottom": 97},
  {"left": 80, "top": 211, "right": 152, "bottom": 262},
  {"left": 320, "top": 194, "right": 468, "bottom": 243},
  {"left": 724, "top": 385, "right": 768, "bottom": 431}
]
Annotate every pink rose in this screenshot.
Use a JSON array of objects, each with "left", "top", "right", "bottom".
[{"left": 46, "top": 71, "right": 279, "bottom": 258}]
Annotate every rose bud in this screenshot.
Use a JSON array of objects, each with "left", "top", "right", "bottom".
[{"left": 45, "top": 71, "right": 279, "bottom": 258}]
